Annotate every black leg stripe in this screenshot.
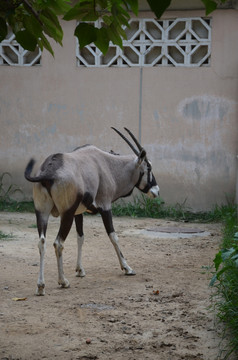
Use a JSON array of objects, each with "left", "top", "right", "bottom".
[
  {"left": 57, "top": 194, "right": 82, "bottom": 240},
  {"left": 75, "top": 214, "right": 84, "bottom": 237},
  {"left": 35, "top": 209, "right": 48, "bottom": 237},
  {"left": 82, "top": 192, "right": 93, "bottom": 208},
  {"left": 98, "top": 208, "right": 114, "bottom": 235}
]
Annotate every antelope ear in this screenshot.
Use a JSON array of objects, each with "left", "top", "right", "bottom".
[{"left": 137, "top": 149, "right": 146, "bottom": 166}]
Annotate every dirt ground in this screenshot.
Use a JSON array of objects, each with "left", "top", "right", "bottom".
[{"left": 0, "top": 212, "right": 224, "bottom": 360}]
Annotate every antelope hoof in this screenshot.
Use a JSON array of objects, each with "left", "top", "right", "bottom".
[
  {"left": 59, "top": 278, "right": 70, "bottom": 288},
  {"left": 76, "top": 268, "right": 86, "bottom": 277},
  {"left": 125, "top": 268, "right": 136, "bottom": 276},
  {"left": 36, "top": 283, "right": 45, "bottom": 296}
]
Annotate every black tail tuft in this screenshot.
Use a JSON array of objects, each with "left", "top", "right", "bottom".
[{"left": 24, "top": 159, "right": 36, "bottom": 182}]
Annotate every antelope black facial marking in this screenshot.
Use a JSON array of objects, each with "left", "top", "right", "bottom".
[{"left": 136, "top": 161, "right": 157, "bottom": 194}]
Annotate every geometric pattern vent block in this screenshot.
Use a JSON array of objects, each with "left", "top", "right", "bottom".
[
  {"left": 76, "top": 17, "right": 211, "bottom": 68},
  {"left": 0, "top": 28, "right": 41, "bottom": 66}
]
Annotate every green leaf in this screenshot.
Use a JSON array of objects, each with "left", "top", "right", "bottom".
[
  {"left": 40, "top": 9, "right": 63, "bottom": 44},
  {"left": 34, "top": 0, "right": 70, "bottom": 13},
  {"left": 115, "top": 24, "right": 127, "bottom": 40},
  {"left": 81, "top": 10, "right": 99, "bottom": 21},
  {"left": 74, "top": 23, "right": 97, "bottom": 48},
  {"left": 38, "top": 33, "right": 54, "bottom": 56},
  {"left": 213, "top": 250, "right": 222, "bottom": 271},
  {"left": 232, "top": 253, "right": 238, "bottom": 262},
  {"left": 103, "top": 15, "right": 113, "bottom": 26},
  {"left": 41, "top": 15, "right": 63, "bottom": 44},
  {"left": 41, "top": 7, "right": 62, "bottom": 31},
  {"left": 48, "top": 0, "right": 71, "bottom": 15},
  {"left": 234, "top": 258, "right": 238, "bottom": 267},
  {"left": 15, "top": 30, "right": 37, "bottom": 51},
  {"left": 216, "top": 265, "right": 233, "bottom": 280},
  {"left": 108, "top": 23, "right": 122, "bottom": 48},
  {"left": 221, "top": 247, "right": 235, "bottom": 261},
  {"left": 209, "top": 273, "right": 217, "bottom": 287},
  {"left": 23, "top": 15, "right": 42, "bottom": 38},
  {"left": 94, "top": 27, "right": 109, "bottom": 54},
  {"left": 201, "top": 0, "right": 217, "bottom": 15},
  {"left": 116, "top": 13, "right": 130, "bottom": 28},
  {"left": 112, "top": 3, "right": 130, "bottom": 20},
  {"left": 63, "top": 2, "right": 94, "bottom": 21},
  {"left": 146, "top": 0, "right": 172, "bottom": 19},
  {"left": 63, "top": 5, "right": 80, "bottom": 20},
  {"left": 97, "top": 0, "right": 108, "bottom": 8},
  {"left": 0, "top": 17, "right": 7, "bottom": 42},
  {"left": 123, "top": 0, "right": 138, "bottom": 16}
]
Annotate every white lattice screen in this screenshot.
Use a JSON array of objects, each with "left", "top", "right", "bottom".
[
  {"left": 0, "top": 29, "right": 41, "bottom": 66},
  {"left": 76, "top": 17, "right": 211, "bottom": 68}
]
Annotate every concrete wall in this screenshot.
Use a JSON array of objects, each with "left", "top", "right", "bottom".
[{"left": 0, "top": 9, "right": 237, "bottom": 210}]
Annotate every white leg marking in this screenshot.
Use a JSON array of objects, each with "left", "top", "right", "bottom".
[
  {"left": 109, "top": 232, "right": 136, "bottom": 275},
  {"left": 36, "top": 235, "right": 46, "bottom": 296},
  {"left": 76, "top": 234, "right": 86, "bottom": 277},
  {"left": 54, "top": 238, "right": 70, "bottom": 288}
]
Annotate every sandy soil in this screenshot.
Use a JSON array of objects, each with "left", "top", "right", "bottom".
[{"left": 0, "top": 212, "right": 223, "bottom": 360}]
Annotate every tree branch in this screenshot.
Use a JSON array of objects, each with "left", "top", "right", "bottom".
[{"left": 22, "top": 0, "right": 43, "bottom": 26}]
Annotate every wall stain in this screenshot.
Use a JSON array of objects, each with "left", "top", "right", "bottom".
[
  {"left": 47, "top": 103, "right": 67, "bottom": 113},
  {"left": 178, "top": 95, "right": 235, "bottom": 122},
  {"left": 153, "top": 110, "right": 161, "bottom": 128}
]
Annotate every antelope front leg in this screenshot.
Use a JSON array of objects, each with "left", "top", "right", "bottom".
[
  {"left": 109, "top": 232, "right": 136, "bottom": 275},
  {"left": 100, "top": 208, "right": 136, "bottom": 276},
  {"left": 75, "top": 214, "right": 86, "bottom": 277},
  {"left": 76, "top": 234, "right": 86, "bottom": 277}
]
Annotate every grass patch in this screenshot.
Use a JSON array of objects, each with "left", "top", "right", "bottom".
[
  {"left": 28, "top": 224, "right": 37, "bottom": 228},
  {"left": 210, "top": 204, "right": 238, "bottom": 359},
  {"left": 0, "top": 200, "right": 35, "bottom": 213},
  {"left": 112, "top": 194, "right": 228, "bottom": 222},
  {"left": 0, "top": 172, "right": 24, "bottom": 202},
  {"left": 0, "top": 230, "right": 13, "bottom": 240},
  {"left": 0, "top": 194, "right": 232, "bottom": 223},
  {"left": 0, "top": 171, "right": 34, "bottom": 212}
]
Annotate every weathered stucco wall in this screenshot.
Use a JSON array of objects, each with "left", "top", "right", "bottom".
[{"left": 0, "top": 9, "right": 237, "bottom": 210}]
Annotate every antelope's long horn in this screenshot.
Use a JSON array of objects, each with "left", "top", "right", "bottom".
[
  {"left": 124, "top": 127, "right": 143, "bottom": 151},
  {"left": 124, "top": 127, "right": 150, "bottom": 164},
  {"left": 124, "top": 127, "right": 143, "bottom": 152},
  {"left": 111, "top": 127, "right": 139, "bottom": 156}
]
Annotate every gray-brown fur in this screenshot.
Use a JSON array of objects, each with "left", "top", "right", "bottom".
[
  {"left": 24, "top": 128, "right": 160, "bottom": 295},
  {"left": 26, "top": 146, "right": 145, "bottom": 215}
]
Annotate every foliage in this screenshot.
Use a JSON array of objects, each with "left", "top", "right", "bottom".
[
  {"left": 0, "top": 189, "right": 232, "bottom": 223},
  {"left": 0, "top": 0, "right": 231, "bottom": 56},
  {"left": 112, "top": 194, "right": 164, "bottom": 218},
  {"left": 0, "top": 172, "right": 34, "bottom": 212},
  {"left": 0, "top": 230, "right": 13, "bottom": 240},
  {"left": 0, "top": 172, "right": 23, "bottom": 202},
  {"left": 112, "top": 194, "right": 229, "bottom": 222},
  {"left": 210, "top": 204, "right": 238, "bottom": 359},
  {"left": 0, "top": 200, "right": 35, "bottom": 212},
  {"left": 201, "top": 0, "right": 229, "bottom": 14}
]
